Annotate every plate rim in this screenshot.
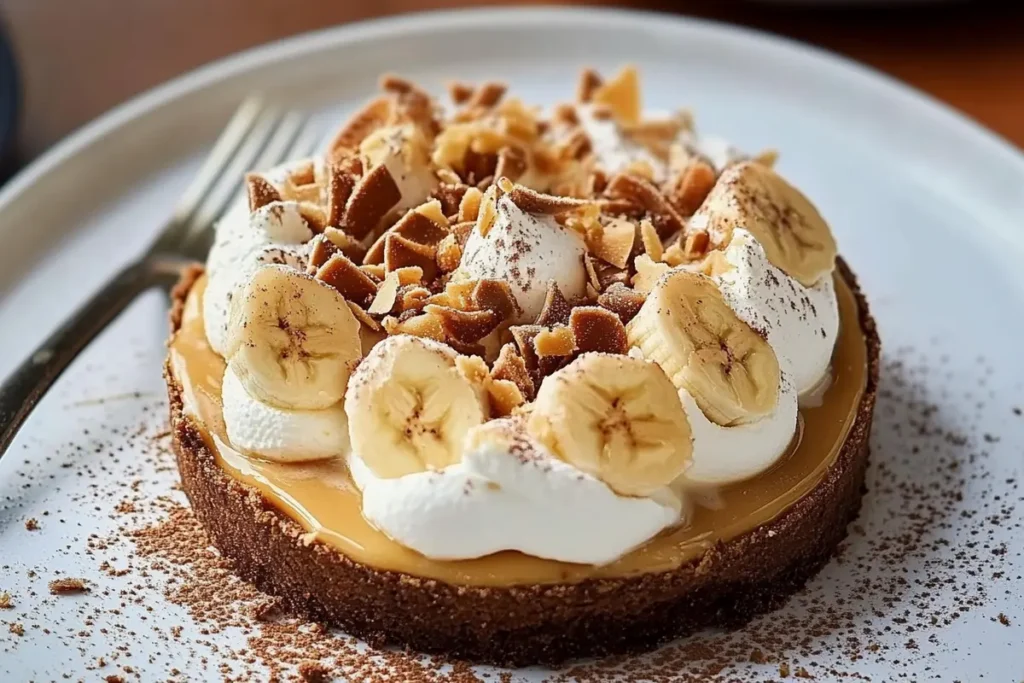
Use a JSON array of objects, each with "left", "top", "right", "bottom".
[{"left": 1, "top": 6, "right": 1022, "bottom": 219}]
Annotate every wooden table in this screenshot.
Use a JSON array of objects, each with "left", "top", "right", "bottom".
[{"left": 3, "top": 0, "right": 1022, "bottom": 159}]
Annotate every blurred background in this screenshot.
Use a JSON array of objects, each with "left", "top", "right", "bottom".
[{"left": 0, "top": 0, "right": 1021, "bottom": 183}]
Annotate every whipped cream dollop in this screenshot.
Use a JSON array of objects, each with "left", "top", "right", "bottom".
[
  {"left": 349, "top": 419, "right": 681, "bottom": 564},
  {"left": 203, "top": 168, "right": 312, "bottom": 356},
  {"left": 459, "top": 195, "right": 587, "bottom": 322},
  {"left": 678, "top": 376, "right": 799, "bottom": 487},
  {"left": 222, "top": 363, "right": 349, "bottom": 463},
  {"left": 708, "top": 229, "right": 839, "bottom": 399}
]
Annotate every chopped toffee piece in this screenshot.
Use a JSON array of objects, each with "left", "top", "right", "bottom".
[
  {"left": 534, "top": 281, "right": 572, "bottom": 327},
  {"left": 315, "top": 254, "right": 378, "bottom": 306},
  {"left": 326, "top": 164, "right": 357, "bottom": 226},
  {"left": 322, "top": 226, "right": 367, "bottom": 264},
  {"left": 327, "top": 96, "right": 393, "bottom": 159},
  {"left": 48, "top": 578, "right": 89, "bottom": 595},
  {"left": 246, "top": 173, "right": 281, "bottom": 211},
  {"left": 576, "top": 68, "right": 603, "bottom": 103},
  {"left": 588, "top": 218, "right": 636, "bottom": 269},
  {"left": 597, "top": 283, "right": 647, "bottom": 325},
  {"left": 491, "top": 342, "right": 536, "bottom": 401},
  {"left": 639, "top": 219, "right": 663, "bottom": 261},
  {"left": 570, "top": 306, "right": 629, "bottom": 355},
  {"left": 343, "top": 164, "right": 402, "bottom": 238},
  {"left": 471, "top": 279, "right": 522, "bottom": 323},
  {"left": 383, "top": 234, "right": 438, "bottom": 282},
  {"left": 605, "top": 172, "right": 686, "bottom": 238},
  {"left": 423, "top": 305, "right": 500, "bottom": 344},
  {"left": 534, "top": 326, "right": 577, "bottom": 357}
]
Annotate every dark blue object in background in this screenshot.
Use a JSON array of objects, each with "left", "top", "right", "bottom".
[{"left": 0, "top": 18, "right": 19, "bottom": 185}]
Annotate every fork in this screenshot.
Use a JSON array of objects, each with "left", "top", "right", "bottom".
[{"left": 0, "top": 96, "right": 319, "bottom": 457}]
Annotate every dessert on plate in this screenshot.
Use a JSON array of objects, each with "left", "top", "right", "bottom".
[{"left": 165, "top": 67, "right": 879, "bottom": 665}]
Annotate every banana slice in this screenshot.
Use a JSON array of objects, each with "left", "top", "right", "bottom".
[
  {"left": 225, "top": 264, "right": 362, "bottom": 411},
  {"left": 526, "top": 353, "right": 692, "bottom": 497},
  {"left": 346, "top": 335, "right": 489, "bottom": 478},
  {"left": 694, "top": 161, "right": 836, "bottom": 287},
  {"left": 626, "top": 269, "right": 781, "bottom": 427}
]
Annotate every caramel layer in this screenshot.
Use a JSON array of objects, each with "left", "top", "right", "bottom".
[{"left": 169, "top": 275, "right": 867, "bottom": 586}]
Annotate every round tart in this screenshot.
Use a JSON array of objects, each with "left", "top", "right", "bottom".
[{"left": 164, "top": 68, "right": 880, "bottom": 666}]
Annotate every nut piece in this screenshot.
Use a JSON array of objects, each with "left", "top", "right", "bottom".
[
  {"left": 384, "top": 234, "right": 438, "bottom": 282},
  {"left": 682, "top": 230, "right": 710, "bottom": 260},
  {"left": 476, "top": 185, "right": 499, "bottom": 237},
  {"left": 506, "top": 184, "right": 589, "bottom": 215},
  {"left": 639, "top": 219, "right": 663, "bottom": 262},
  {"left": 487, "top": 379, "right": 525, "bottom": 417},
  {"left": 458, "top": 187, "right": 484, "bottom": 222},
  {"left": 576, "top": 68, "right": 603, "bottom": 103},
  {"left": 346, "top": 300, "right": 381, "bottom": 332},
  {"left": 430, "top": 279, "right": 477, "bottom": 310},
  {"left": 424, "top": 304, "right": 499, "bottom": 344},
  {"left": 368, "top": 271, "right": 401, "bottom": 315},
  {"left": 494, "top": 146, "right": 528, "bottom": 183},
  {"left": 534, "top": 326, "right": 576, "bottom": 357},
  {"left": 397, "top": 285, "right": 432, "bottom": 313},
  {"left": 469, "top": 81, "right": 508, "bottom": 108},
  {"left": 491, "top": 342, "right": 536, "bottom": 401},
  {"left": 590, "top": 66, "right": 641, "bottom": 125},
  {"left": 588, "top": 218, "right": 636, "bottom": 269},
  {"left": 393, "top": 266, "right": 425, "bottom": 286},
  {"left": 584, "top": 253, "right": 602, "bottom": 293},
  {"left": 669, "top": 160, "right": 717, "bottom": 216},
  {"left": 569, "top": 306, "right": 629, "bottom": 355},
  {"left": 597, "top": 283, "right": 647, "bottom": 325},
  {"left": 632, "top": 254, "right": 671, "bottom": 294},
  {"left": 471, "top": 279, "right": 521, "bottom": 323},
  {"left": 382, "top": 311, "right": 446, "bottom": 342},
  {"left": 534, "top": 281, "right": 572, "bottom": 327},
  {"left": 449, "top": 81, "right": 474, "bottom": 105},
  {"left": 316, "top": 253, "right": 379, "bottom": 307},
  {"left": 435, "top": 234, "right": 463, "bottom": 273},
  {"left": 343, "top": 164, "right": 402, "bottom": 239},
  {"left": 246, "top": 173, "right": 281, "bottom": 211},
  {"left": 361, "top": 263, "right": 386, "bottom": 281}
]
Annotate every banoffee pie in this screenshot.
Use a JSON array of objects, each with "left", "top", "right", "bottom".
[{"left": 165, "top": 67, "right": 880, "bottom": 665}]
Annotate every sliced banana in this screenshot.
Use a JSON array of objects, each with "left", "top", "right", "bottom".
[
  {"left": 225, "top": 264, "right": 362, "bottom": 411},
  {"left": 626, "top": 269, "right": 781, "bottom": 427},
  {"left": 346, "top": 335, "right": 489, "bottom": 478},
  {"left": 526, "top": 353, "right": 692, "bottom": 497},
  {"left": 694, "top": 161, "right": 836, "bottom": 287}
]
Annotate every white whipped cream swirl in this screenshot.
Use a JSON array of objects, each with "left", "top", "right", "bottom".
[{"left": 349, "top": 420, "right": 681, "bottom": 564}]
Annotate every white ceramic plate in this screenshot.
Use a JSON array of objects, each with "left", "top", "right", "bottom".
[{"left": 1, "top": 8, "right": 1022, "bottom": 682}]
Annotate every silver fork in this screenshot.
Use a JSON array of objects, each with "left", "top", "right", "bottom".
[{"left": 0, "top": 97, "right": 319, "bottom": 457}]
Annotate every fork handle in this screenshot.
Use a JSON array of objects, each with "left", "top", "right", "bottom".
[{"left": 0, "top": 258, "right": 184, "bottom": 457}]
